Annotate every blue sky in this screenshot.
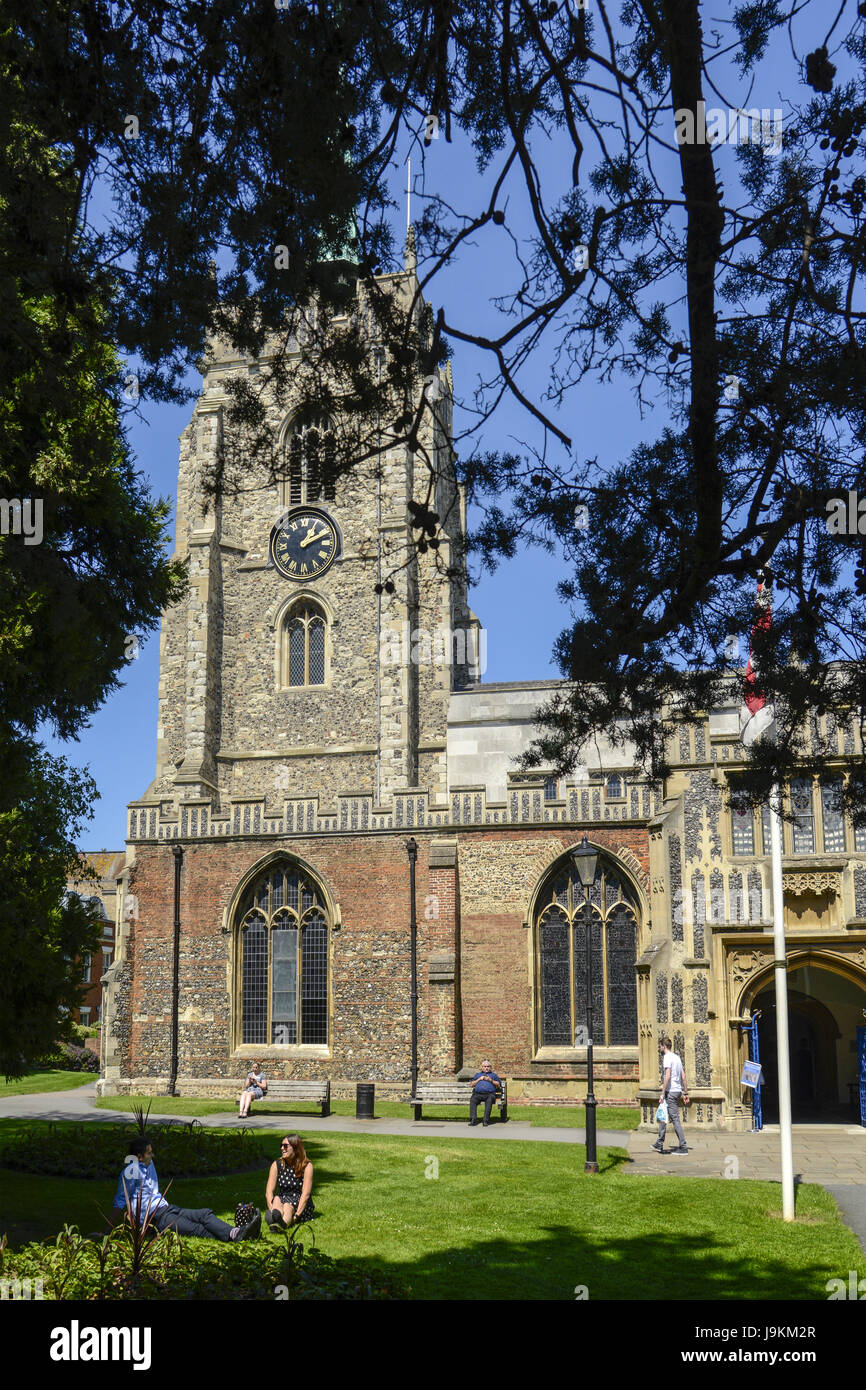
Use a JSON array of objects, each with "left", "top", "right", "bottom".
[{"left": 42, "top": 4, "right": 842, "bottom": 850}]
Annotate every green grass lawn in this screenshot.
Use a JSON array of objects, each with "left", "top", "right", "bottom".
[
  {"left": 0, "top": 1119, "right": 857, "bottom": 1300},
  {"left": 93, "top": 1094, "right": 640, "bottom": 1130},
  {"left": 0, "top": 1072, "right": 94, "bottom": 1098}
]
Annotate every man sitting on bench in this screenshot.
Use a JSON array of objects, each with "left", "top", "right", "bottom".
[{"left": 469, "top": 1059, "right": 502, "bottom": 1127}]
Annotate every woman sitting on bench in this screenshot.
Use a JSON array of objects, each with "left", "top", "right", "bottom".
[{"left": 239, "top": 1061, "right": 268, "bottom": 1117}]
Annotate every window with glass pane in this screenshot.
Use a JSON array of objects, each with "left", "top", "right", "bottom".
[
  {"left": 821, "top": 781, "right": 845, "bottom": 853},
  {"left": 544, "top": 777, "right": 558, "bottom": 801},
  {"left": 606, "top": 774, "right": 623, "bottom": 799},
  {"left": 308, "top": 617, "right": 325, "bottom": 684},
  {"left": 238, "top": 866, "right": 329, "bottom": 1046},
  {"left": 285, "top": 604, "right": 326, "bottom": 687},
  {"left": 731, "top": 800, "right": 754, "bottom": 854},
  {"left": 300, "top": 913, "right": 328, "bottom": 1044},
  {"left": 536, "top": 859, "right": 639, "bottom": 1047},
  {"left": 791, "top": 779, "right": 815, "bottom": 853},
  {"left": 242, "top": 915, "right": 268, "bottom": 1045},
  {"left": 856, "top": 823, "right": 866, "bottom": 852},
  {"left": 761, "top": 804, "right": 773, "bottom": 854},
  {"left": 271, "top": 916, "right": 298, "bottom": 1044},
  {"left": 288, "top": 620, "right": 305, "bottom": 685},
  {"left": 540, "top": 908, "right": 570, "bottom": 1045}
]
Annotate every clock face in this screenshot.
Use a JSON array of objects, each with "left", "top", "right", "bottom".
[{"left": 270, "top": 507, "right": 339, "bottom": 581}]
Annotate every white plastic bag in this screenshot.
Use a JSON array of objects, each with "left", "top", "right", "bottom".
[{"left": 655, "top": 1100, "right": 669, "bottom": 1124}]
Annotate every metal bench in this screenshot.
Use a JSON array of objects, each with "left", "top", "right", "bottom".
[
  {"left": 244, "top": 1080, "right": 331, "bottom": 1117},
  {"left": 406, "top": 1080, "right": 508, "bottom": 1123}
]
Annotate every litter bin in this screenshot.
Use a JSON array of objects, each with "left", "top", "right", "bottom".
[{"left": 356, "top": 1082, "right": 375, "bottom": 1119}]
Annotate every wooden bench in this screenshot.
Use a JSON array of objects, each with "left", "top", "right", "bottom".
[
  {"left": 244, "top": 1080, "right": 331, "bottom": 1117},
  {"left": 406, "top": 1080, "right": 508, "bottom": 1123}
]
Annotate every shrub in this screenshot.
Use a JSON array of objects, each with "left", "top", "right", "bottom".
[
  {"left": 0, "top": 1120, "right": 265, "bottom": 1180},
  {"left": 0, "top": 1223, "right": 405, "bottom": 1300},
  {"left": 69, "top": 1023, "right": 100, "bottom": 1043},
  {"left": 32, "top": 1043, "right": 99, "bottom": 1074}
]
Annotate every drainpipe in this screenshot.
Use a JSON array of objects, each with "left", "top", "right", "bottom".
[
  {"left": 406, "top": 837, "right": 419, "bottom": 1112},
  {"left": 168, "top": 843, "right": 183, "bottom": 1096}
]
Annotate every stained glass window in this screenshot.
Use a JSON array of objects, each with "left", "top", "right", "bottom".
[
  {"left": 238, "top": 865, "right": 329, "bottom": 1046},
  {"left": 537, "top": 857, "right": 639, "bottom": 1047}
]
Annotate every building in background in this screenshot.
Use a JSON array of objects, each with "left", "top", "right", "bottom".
[
  {"left": 66, "top": 852, "right": 123, "bottom": 1030},
  {"left": 95, "top": 239, "right": 866, "bottom": 1129}
]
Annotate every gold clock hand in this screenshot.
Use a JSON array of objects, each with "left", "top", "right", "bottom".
[{"left": 300, "top": 528, "right": 329, "bottom": 548}]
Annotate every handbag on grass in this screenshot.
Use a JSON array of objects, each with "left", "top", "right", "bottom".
[
  {"left": 235, "top": 1202, "right": 257, "bottom": 1228},
  {"left": 655, "top": 1100, "right": 669, "bottom": 1124}
]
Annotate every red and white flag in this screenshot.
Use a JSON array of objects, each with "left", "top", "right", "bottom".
[{"left": 739, "top": 573, "right": 775, "bottom": 748}]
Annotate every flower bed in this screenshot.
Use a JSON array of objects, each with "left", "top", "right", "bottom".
[{"left": 1, "top": 1223, "right": 404, "bottom": 1301}]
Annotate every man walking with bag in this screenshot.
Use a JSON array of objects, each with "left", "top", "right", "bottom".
[{"left": 653, "top": 1037, "right": 690, "bottom": 1155}]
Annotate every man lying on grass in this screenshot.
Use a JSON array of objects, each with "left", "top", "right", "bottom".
[{"left": 113, "top": 1135, "right": 261, "bottom": 1241}]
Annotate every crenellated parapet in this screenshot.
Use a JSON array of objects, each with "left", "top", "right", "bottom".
[{"left": 127, "top": 776, "right": 662, "bottom": 842}]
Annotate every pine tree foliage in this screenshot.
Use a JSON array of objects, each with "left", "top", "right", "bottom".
[{"left": 3, "top": 0, "right": 866, "bottom": 819}]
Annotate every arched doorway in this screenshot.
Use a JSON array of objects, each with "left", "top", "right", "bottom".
[{"left": 751, "top": 961, "right": 866, "bottom": 1123}]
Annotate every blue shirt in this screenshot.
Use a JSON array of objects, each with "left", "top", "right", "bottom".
[
  {"left": 113, "top": 1158, "right": 167, "bottom": 1224},
  {"left": 472, "top": 1071, "right": 501, "bottom": 1094}
]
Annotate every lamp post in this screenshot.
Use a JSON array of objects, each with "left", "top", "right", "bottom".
[{"left": 572, "top": 837, "right": 599, "bottom": 1174}]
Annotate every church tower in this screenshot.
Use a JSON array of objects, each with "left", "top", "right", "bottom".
[
  {"left": 146, "top": 231, "right": 479, "bottom": 818},
  {"left": 102, "top": 235, "right": 479, "bottom": 1093}
]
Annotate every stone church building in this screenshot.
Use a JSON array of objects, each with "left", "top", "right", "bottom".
[{"left": 98, "top": 240, "right": 866, "bottom": 1130}]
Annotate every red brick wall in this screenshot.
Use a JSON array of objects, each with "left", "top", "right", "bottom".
[
  {"left": 120, "top": 824, "right": 647, "bottom": 1087},
  {"left": 457, "top": 826, "right": 649, "bottom": 1074},
  {"left": 125, "top": 834, "right": 458, "bottom": 1084}
]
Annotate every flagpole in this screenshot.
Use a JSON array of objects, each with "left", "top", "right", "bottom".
[
  {"left": 769, "top": 781, "right": 795, "bottom": 1220},
  {"left": 740, "top": 569, "right": 794, "bottom": 1221}
]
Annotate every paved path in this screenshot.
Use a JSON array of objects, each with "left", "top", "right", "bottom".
[
  {"left": 625, "top": 1125, "right": 866, "bottom": 1185},
  {"left": 3, "top": 1085, "right": 864, "bottom": 1249},
  {"left": 824, "top": 1185, "right": 866, "bottom": 1254},
  {"left": 0, "top": 1084, "right": 626, "bottom": 1146}
]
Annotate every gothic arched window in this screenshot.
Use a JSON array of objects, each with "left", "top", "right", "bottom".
[
  {"left": 535, "top": 855, "right": 639, "bottom": 1047},
  {"left": 281, "top": 601, "right": 327, "bottom": 687},
  {"left": 282, "top": 417, "right": 337, "bottom": 506},
  {"left": 237, "top": 863, "right": 329, "bottom": 1046}
]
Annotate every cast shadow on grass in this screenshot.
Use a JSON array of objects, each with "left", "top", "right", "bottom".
[{"left": 332, "top": 1224, "right": 839, "bottom": 1302}]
